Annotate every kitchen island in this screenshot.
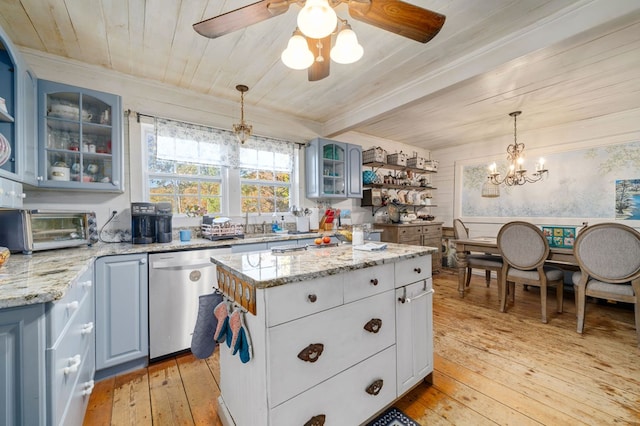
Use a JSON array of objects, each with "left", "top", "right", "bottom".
[{"left": 210, "top": 242, "right": 436, "bottom": 426}]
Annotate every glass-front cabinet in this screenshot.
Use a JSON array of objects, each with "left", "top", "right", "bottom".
[
  {"left": 305, "top": 137, "right": 362, "bottom": 199},
  {"left": 37, "top": 79, "right": 123, "bottom": 191}
]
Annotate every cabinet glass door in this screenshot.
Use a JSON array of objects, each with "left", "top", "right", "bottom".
[
  {"left": 0, "top": 36, "right": 16, "bottom": 176},
  {"left": 45, "top": 92, "right": 113, "bottom": 185},
  {"left": 322, "top": 143, "right": 345, "bottom": 196}
]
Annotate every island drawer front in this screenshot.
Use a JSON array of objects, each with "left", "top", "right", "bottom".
[
  {"left": 343, "top": 264, "right": 394, "bottom": 304},
  {"left": 46, "top": 288, "right": 94, "bottom": 426},
  {"left": 47, "top": 268, "right": 93, "bottom": 346},
  {"left": 265, "top": 274, "right": 343, "bottom": 327},
  {"left": 267, "top": 291, "right": 395, "bottom": 407},
  {"left": 270, "top": 345, "right": 396, "bottom": 426},
  {"left": 394, "top": 256, "right": 432, "bottom": 288}
]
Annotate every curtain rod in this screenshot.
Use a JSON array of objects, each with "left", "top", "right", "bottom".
[{"left": 130, "top": 110, "right": 308, "bottom": 147}]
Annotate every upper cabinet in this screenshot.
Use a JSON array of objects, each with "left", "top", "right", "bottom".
[
  {"left": 0, "top": 24, "right": 37, "bottom": 184},
  {"left": 305, "top": 138, "right": 362, "bottom": 199},
  {"left": 37, "top": 80, "right": 123, "bottom": 192}
]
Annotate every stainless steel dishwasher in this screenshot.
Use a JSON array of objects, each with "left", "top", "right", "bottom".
[{"left": 149, "top": 246, "right": 232, "bottom": 360}]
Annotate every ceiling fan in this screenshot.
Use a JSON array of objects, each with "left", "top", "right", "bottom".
[{"left": 193, "top": 0, "right": 446, "bottom": 81}]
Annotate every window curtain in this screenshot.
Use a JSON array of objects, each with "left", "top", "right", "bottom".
[{"left": 153, "top": 117, "right": 295, "bottom": 169}]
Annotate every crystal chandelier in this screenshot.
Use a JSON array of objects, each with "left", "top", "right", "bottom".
[
  {"left": 281, "top": 1, "right": 364, "bottom": 72},
  {"left": 488, "top": 111, "right": 548, "bottom": 186},
  {"left": 233, "top": 84, "right": 252, "bottom": 144}
]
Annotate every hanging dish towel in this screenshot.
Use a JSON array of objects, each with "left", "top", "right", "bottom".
[
  {"left": 213, "top": 300, "right": 231, "bottom": 344},
  {"left": 232, "top": 311, "right": 253, "bottom": 364},
  {"left": 191, "top": 291, "right": 224, "bottom": 359}
]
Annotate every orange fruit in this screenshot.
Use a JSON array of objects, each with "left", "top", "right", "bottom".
[
  {"left": 322, "top": 236, "right": 331, "bottom": 244},
  {"left": 314, "top": 238, "right": 323, "bottom": 245}
]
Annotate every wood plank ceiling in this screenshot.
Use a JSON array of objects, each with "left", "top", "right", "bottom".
[{"left": 1, "top": 0, "right": 639, "bottom": 150}]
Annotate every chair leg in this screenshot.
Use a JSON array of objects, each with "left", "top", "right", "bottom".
[
  {"left": 500, "top": 270, "right": 508, "bottom": 313},
  {"left": 634, "top": 301, "right": 640, "bottom": 348},
  {"left": 556, "top": 281, "right": 564, "bottom": 313},
  {"left": 485, "top": 270, "right": 491, "bottom": 287},
  {"left": 465, "top": 267, "right": 472, "bottom": 287},
  {"left": 509, "top": 282, "right": 515, "bottom": 304},
  {"left": 576, "top": 285, "right": 586, "bottom": 333},
  {"left": 540, "top": 281, "right": 548, "bottom": 324}
]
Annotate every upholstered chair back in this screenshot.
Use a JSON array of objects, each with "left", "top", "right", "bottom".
[{"left": 497, "top": 221, "right": 549, "bottom": 270}]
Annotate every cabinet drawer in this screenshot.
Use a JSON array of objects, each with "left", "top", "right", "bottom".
[
  {"left": 58, "top": 339, "right": 95, "bottom": 426},
  {"left": 422, "top": 224, "right": 442, "bottom": 238},
  {"left": 265, "top": 275, "right": 343, "bottom": 327},
  {"left": 47, "top": 268, "right": 93, "bottom": 345},
  {"left": 397, "top": 227, "right": 419, "bottom": 242},
  {"left": 394, "top": 256, "right": 431, "bottom": 288},
  {"left": 343, "top": 264, "right": 394, "bottom": 303},
  {"left": 47, "top": 289, "right": 94, "bottom": 426},
  {"left": 267, "top": 291, "right": 395, "bottom": 407},
  {"left": 270, "top": 345, "right": 396, "bottom": 426}
]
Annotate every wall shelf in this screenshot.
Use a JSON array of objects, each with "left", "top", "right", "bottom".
[{"left": 363, "top": 161, "right": 436, "bottom": 174}]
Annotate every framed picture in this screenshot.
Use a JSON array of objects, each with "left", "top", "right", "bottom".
[{"left": 542, "top": 226, "right": 576, "bottom": 249}]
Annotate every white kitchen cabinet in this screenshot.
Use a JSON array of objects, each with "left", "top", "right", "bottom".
[
  {"left": 217, "top": 262, "right": 408, "bottom": 426},
  {"left": 396, "top": 276, "right": 434, "bottom": 395},
  {"left": 305, "top": 137, "right": 362, "bottom": 199},
  {"left": 36, "top": 80, "right": 123, "bottom": 192},
  {"left": 94, "top": 254, "right": 148, "bottom": 377}
]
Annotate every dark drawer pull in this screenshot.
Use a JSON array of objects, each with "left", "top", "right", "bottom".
[
  {"left": 366, "top": 379, "right": 384, "bottom": 396},
  {"left": 370, "top": 278, "right": 378, "bottom": 286},
  {"left": 364, "top": 318, "right": 382, "bottom": 333},
  {"left": 298, "top": 343, "right": 324, "bottom": 363},
  {"left": 414, "top": 267, "right": 421, "bottom": 274},
  {"left": 308, "top": 294, "right": 317, "bottom": 303},
  {"left": 304, "top": 414, "right": 326, "bottom": 426}
]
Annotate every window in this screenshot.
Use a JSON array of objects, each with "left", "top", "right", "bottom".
[{"left": 142, "top": 117, "right": 296, "bottom": 216}]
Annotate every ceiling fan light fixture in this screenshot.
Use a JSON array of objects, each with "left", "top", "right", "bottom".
[
  {"left": 281, "top": 31, "right": 314, "bottom": 70},
  {"left": 330, "top": 24, "right": 363, "bottom": 64},
  {"left": 297, "top": 0, "right": 337, "bottom": 39}
]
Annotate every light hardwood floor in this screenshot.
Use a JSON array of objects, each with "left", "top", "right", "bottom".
[{"left": 83, "top": 270, "right": 640, "bottom": 425}]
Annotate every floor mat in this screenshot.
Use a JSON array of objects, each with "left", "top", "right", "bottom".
[{"left": 365, "top": 407, "right": 420, "bottom": 426}]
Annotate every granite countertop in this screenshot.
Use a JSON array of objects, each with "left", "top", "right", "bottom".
[
  {"left": 211, "top": 242, "right": 437, "bottom": 289},
  {"left": 0, "top": 232, "right": 327, "bottom": 309}
]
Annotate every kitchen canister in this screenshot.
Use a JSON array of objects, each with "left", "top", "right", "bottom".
[
  {"left": 296, "top": 216, "right": 310, "bottom": 232},
  {"left": 352, "top": 225, "right": 364, "bottom": 245}
]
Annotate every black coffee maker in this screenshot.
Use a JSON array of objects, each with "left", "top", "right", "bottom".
[
  {"left": 155, "top": 202, "right": 173, "bottom": 243},
  {"left": 131, "top": 202, "right": 156, "bottom": 244}
]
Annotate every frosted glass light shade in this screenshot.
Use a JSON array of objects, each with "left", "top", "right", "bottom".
[
  {"left": 281, "top": 34, "right": 314, "bottom": 70},
  {"left": 330, "top": 28, "right": 363, "bottom": 64},
  {"left": 297, "top": 0, "right": 337, "bottom": 39}
]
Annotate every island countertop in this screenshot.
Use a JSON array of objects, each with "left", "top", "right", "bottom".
[{"left": 210, "top": 242, "right": 437, "bottom": 289}]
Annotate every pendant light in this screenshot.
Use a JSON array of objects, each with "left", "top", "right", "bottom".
[{"left": 233, "top": 85, "right": 252, "bottom": 144}]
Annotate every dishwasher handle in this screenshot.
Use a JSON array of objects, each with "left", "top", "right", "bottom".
[
  {"left": 151, "top": 259, "right": 216, "bottom": 270},
  {"left": 398, "top": 282, "right": 435, "bottom": 304}
]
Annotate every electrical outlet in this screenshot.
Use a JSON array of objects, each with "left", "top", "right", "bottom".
[{"left": 108, "top": 208, "right": 120, "bottom": 223}]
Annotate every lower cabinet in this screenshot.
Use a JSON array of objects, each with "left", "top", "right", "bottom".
[
  {"left": 95, "top": 253, "right": 148, "bottom": 375},
  {"left": 377, "top": 223, "right": 442, "bottom": 273},
  {"left": 46, "top": 264, "right": 95, "bottom": 426},
  {"left": 218, "top": 259, "right": 433, "bottom": 425},
  {"left": 0, "top": 303, "right": 46, "bottom": 426}
]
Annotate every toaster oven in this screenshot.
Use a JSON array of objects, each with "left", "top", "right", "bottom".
[{"left": 0, "top": 209, "right": 98, "bottom": 254}]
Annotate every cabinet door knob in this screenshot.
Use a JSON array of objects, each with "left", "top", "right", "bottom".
[
  {"left": 414, "top": 267, "right": 422, "bottom": 274},
  {"left": 297, "top": 343, "right": 324, "bottom": 363},
  {"left": 370, "top": 278, "right": 378, "bottom": 286},
  {"left": 366, "top": 379, "right": 384, "bottom": 396},
  {"left": 307, "top": 294, "right": 317, "bottom": 303},
  {"left": 139, "top": 258, "right": 147, "bottom": 265},
  {"left": 304, "top": 414, "right": 326, "bottom": 426},
  {"left": 364, "top": 318, "right": 382, "bottom": 333}
]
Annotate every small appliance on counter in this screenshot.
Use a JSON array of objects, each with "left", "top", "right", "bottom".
[
  {"left": 154, "top": 202, "right": 173, "bottom": 243},
  {"left": 131, "top": 202, "right": 156, "bottom": 244},
  {"left": 0, "top": 209, "right": 98, "bottom": 254}
]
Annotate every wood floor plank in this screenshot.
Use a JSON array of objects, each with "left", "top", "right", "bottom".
[
  {"left": 175, "top": 353, "right": 223, "bottom": 426},
  {"left": 111, "top": 369, "right": 152, "bottom": 425},
  {"left": 83, "top": 376, "right": 114, "bottom": 426},
  {"left": 148, "top": 358, "right": 194, "bottom": 425}
]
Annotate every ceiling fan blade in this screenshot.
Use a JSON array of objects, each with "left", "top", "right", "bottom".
[
  {"left": 193, "top": 0, "right": 289, "bottom": 39},
  {"left": 307, "top": 36, "right": 331, "bottom": 81},
  {"left": 348, "top": 0, "right": 446, "bottom": 43}
]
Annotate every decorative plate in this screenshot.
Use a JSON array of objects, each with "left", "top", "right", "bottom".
[{"left": 0, "top": 133, "right": 11, "bottom": 167}]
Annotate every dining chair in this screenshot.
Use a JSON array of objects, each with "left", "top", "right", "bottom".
[
  {"left": 497, "top": 221, "right": 564, "bottom": 323},
  {"left": 572, "top": 223, "right": 640, "bottom": 347},
  {"left": 453, "top": 218, "right": 503, "bottom": 288}
]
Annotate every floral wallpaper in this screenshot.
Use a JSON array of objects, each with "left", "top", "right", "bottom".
[{"left": 461, "top": 141, "right": 640, "bottom": 219}]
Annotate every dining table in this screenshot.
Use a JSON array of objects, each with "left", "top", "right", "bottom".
[{"left": 454, "top": 237, "right": 577, "bottom": 297}]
